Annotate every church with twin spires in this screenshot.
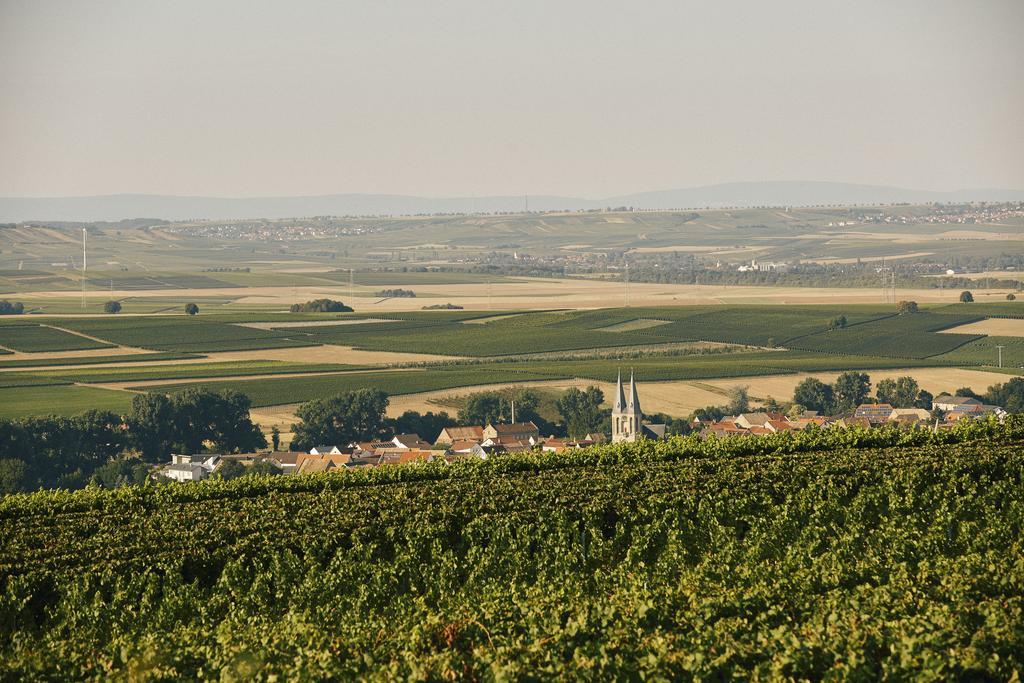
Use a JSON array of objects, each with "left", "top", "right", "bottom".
[{"left": 611, "top": 371, "right": 667, "bottom": 443}]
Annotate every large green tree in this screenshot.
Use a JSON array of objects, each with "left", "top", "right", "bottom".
[
  {"left": 985, "top": 377, "right": 1024, "bottom": 413},
  {"left": 129, "top": 389, "right": 265, "bottom": 459},
  {"left": 388, "top": 410, "right": 455, "bottom": 443},
  {"left": 792, "top": 378, "right": 834, "bottom": 414},
  {"left": 833, "top": 372, "right": 871, "bottom": 414},
  {"left": 875, "top": 376, "right": 920, "bottom": 408},
  {"left": 556, "top": 386, "right": 606, "bottom": 439},
  {"left": 169, "top": 388, "right": 265, "bottom": 455},
  {"left": 128, "top": 393, "right": 178, "bottom": 462},
  {"left": 292, "top": 389, "right": 390, "bottom": 450},
  {"left": 458, "top": 389, "right": 543, "bottom": 428}
]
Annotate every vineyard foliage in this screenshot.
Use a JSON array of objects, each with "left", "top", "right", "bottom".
[
  {"left": 787, "top": 312, "right": 983, "bottom": 358},
  {"left": 0, "top": 352, "right": 201, "bottom": 369},
  {"left": 0, "top": 324, "right": 114, "bottom": 352},
  {"left": 38, "top": 360, "right": 370, "bottom": 384},
  {"left": 0, "top": 419, "right": 1022, "bottom": 679},
  {"left": 275, "top": 306, "right": 989, "bottom": 359},
  {"left": 0, "top": 306, "right": 1012, "bottom": 362},
  {"left": 53, "top": 318, "right": 317, "bottom": 353},
  {"left": 140, "top": 367, "right": 561, "bottom": 407}
]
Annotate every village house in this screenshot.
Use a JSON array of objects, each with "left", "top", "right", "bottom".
[
  {"left": 434, "top": 425, "right": 484, "bottom": 446},
  {"left": 854, "top": 403, "right": 895, "bottom": 424},
  {"left": 482, "top": 421, "right": 540, "bottom": 443},
  {"left": 309, "top": 445, "right": 343, "bottom": 455},
  {"left": 161, "top": 453, "right": 221, "bottom": 482}
]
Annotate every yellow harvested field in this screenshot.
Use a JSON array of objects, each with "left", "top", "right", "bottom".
[
  {"left": 21, "top": 276, "right": 1021, "bottom": 310},
  {"left": 938, "top": 318, "right": 1024, "bottom": 337},
  {"left": 598, "top": 318, "right": 672, "bottom": 332},
  {"left": 628, "top": 245, "right": 722, "bottom": 253},
  {"left": 947, "top": 270, "right": 1024, "bottom": 281},
  {"left": 806, "top": 251, "right": 934, "bottom": 264},
  {"left": 202, "top": 346, "right": 458, "bottom": 364}
]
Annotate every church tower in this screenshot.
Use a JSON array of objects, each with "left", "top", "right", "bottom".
[{"left": 612, "top": 370, "right": 642, "bottom": 443}]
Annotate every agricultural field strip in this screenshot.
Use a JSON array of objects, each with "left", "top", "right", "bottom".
[
  {"left": 0, "top": 324, "right": 115, "bottom": 353},
  {"left": 29, "top": 360, "right": 376, "bottom": 384},
  {"left": 0, "top": 352, "right": 202, "bottom": 369},
  {"left": 137, "top": 351, "right": 962, "bottom": 407},
  {"left": 0, "top": 384, "right": 133, "bottom": 420},
  {"left": 49, "top": 317, "right": 321, "bottom": 353},
  {"left": 273, "top": 307, "right": 981, "bottom": 359}
]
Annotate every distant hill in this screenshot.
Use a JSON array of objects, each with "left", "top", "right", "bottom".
[{"left": 1, "top": 182, "right": 1022, "bottom": 222}]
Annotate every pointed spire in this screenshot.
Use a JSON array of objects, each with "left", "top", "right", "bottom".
[
  {"left": 614, "top": 369, "right": 626, "bottom": 413},
  {"left": 628, "top": 370, "right": 641, "bottom": 416}
]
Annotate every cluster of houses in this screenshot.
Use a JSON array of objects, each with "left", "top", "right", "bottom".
[
  {"left": 159, "top": 420, "right": 610, "bottom": 482},
  {"left": 158, "top": 379, "right": 1008, "bottom": 482},
  {"left": 697, "top": 393, "right": 1006, "bottom": 437}
]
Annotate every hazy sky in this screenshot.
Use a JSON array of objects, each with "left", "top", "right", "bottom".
[{"left": 1, "top": 0, "right": 1022, "bottom": 198}]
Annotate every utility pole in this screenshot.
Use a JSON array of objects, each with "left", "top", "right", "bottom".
[
  {"left": 997, "top": 344, "right": 1005, "bottom": 368},
  {"left": 81, "top": 229, "right": 87, "bottom": 310},
  {"left": 624, "top": 261, "right": 630, "bottom": 307}
]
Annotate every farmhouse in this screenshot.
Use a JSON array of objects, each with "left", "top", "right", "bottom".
[
  {"left": 435, "top": 425, "right": 484, "bottom": 446},
  {"left": 482, "top": 422, "right": 540, "bottom": 442},
  {"left": 854, "top": 403, "right": 895, "bottom": 424}
]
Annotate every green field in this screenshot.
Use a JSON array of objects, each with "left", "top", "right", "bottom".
[
  {"left": 37, "top": 360, "right": 372, "bottom": 384},
  {"left": 0, "top": 373, "right": 70, "bottom": 389},
  {"left": 53, "top": 318, "right": 319, "bottom": 353},
  {"left": 142, "top": 367, "right": 563, "bottom": 407},
  {"left": 0, "top": 324, "right": 115, "bottom": 352},
  {"left": 281, "top": 306, "right": 902, "bottom": 357},
  {"left": 0, "top": 384, "right": 133, "bottom": 419},
  {"left": 935, "top": 335, "right": 1024, "bottom": 367},
  {"left": 272, "top": 306, "right": 990, "bottom": 359},
  {"left": 0, "top": 351, "right": 202, "bottom": 369},
  {"left": 1, "top": 423, "right": 1020, "bottom": 679},
  {"left": 787, "top": 312, "right": 983, "bottom": 359}
]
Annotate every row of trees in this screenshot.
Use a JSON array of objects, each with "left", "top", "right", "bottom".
[
  {"left": 0, "top": 388, "right": 265, "bottom": 493},
  {"left": 290, "top": 299, "right": 353, "bottom": 313},
  {"left": 290, "top": 386, "right": 631, "bottom": 450},
  {"left": 0, "top": 300, "right": 25, "bottom": 315},
  {"left": 99, "top": 302, "right": 199, "bottom": 314},
  {"left": 792, "top": 372, "right": 929, "bottom": 415}
]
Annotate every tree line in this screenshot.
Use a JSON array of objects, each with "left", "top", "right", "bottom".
[{"left": 0, "top": 388, "right": 265, "bottom": 493}]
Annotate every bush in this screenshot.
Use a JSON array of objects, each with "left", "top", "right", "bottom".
[
  {"left": 376, "top": 289, "right": 416, "bottom": 298},
  {"left": 960, "top": 291, "right": 974, "bottom": 303},
  {"left": 185, "top": 303, "right": 199, "bottom": 315},
  {"left": 422, "top": 303, "right": 464, "bottom": 310},
  {"left": 896, "top": 300, "right": 918, "bottom": 314},
  {"left": 0, "top": 300, "right": 25, "bottom": 315},
  {"left": 290, "top": 299, "right": 353, "bottom": 313},
  {"left": 1008, "top": 293, "right": 1017, "bottom": 301},
  {"left": 103, "top": 300, "right": 122, "bottom": 314}
]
